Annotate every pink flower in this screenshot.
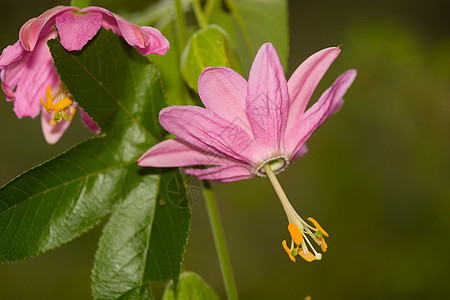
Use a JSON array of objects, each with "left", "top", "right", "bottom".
[
  {"left": 0, "top": 6, "right": 169, "bottom": 144},
  {"left": 139, "top": 42, "right": 356, "bottom": 262}
]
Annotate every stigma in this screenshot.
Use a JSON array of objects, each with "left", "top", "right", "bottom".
[
  {"left": 40, "top": 85, "right": 77, "bottom": 125},
  {"left": 262, "top": 163, "right": 328, "bottom": 263}
]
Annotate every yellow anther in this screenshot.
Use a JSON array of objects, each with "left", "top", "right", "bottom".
[
  {"left": 69, "top": 107, "right": 77, "bottom": 121},
  {"left": 53, "top": 97, "right": 73, "bottom": 112},
  {"left": 45, "top": 85, "right": 53, "bottom": 109},
  {"left": 40, "top": 97, "right": 51, "bottom": 113},
  {"left": 307, "top": 217, "right": 329, "bottom": 237},
  {"left": 298, "top": 248, "right": 315, "bottom": 262},
  {"left": 320, "top": 237, "right": 328, "bottom": 252},
  {"left": 282, "top": 240, "right": 296, "bottom": 262},
  {"left": 288, "top": 223, "right": 303, "bottom": 245}
]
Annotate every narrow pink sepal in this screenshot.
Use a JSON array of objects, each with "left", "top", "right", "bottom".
[
  {"left": 0, "top": 41, "right": 27, "bottom": 69},
  {"left": 79, "top": 108, "right": 101, "bottom": 134},
  {"left": 19, "top": 6, "right": 72, "bottom": 51},
  {"left": 40, "top": 107, "right": 71, "bottom": 144},
  {"left": 246, "top": 42, "right": 289, "bottom": 149},
  {"left": 182, "top": 164, "right": 253, "bottom": 182},
  {"left": 138, "top": 138, "right": 235, "bottom": 168},
  {"left": 159, "top": 105, "right": 255, "bottom": 164},
  {"left": 198, "top": 67, "right": 251, "bottom": 135},
  {"left": 286, "top": 47, "right": 341, "bottom": 131},
  {"left": 55, "top": 11, "right": 102, "bottom": 51},
  {"left": 286, "top": 69, "right": 357, "bottom": 157},
  {"left": 84, "top": 6, "right": 169, "bottom": 55},
  {"left": 291, "top": 144, "right": 308, "bottom": 162}
]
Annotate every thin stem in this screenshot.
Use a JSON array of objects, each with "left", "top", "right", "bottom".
[
  {"left": 203, "top": 181, "right": 239, "bottom": 300},
  {"left": 193, "top": 0, "right": 208, "bottom": 29},
  {"left": 224, "top": 0, "right": 254, "bottom": 56},
  {"left": 174, "top": 0, "right": 188, "bottom": 50},
  {"left": 263, "top": 164, "right": 297, "bottom": 221},
  {"left": 70, "top": 0, "right": 90, "bottom": 8},
  {"left": 204, "top": 0, "right": 218, "bottom": 19}
]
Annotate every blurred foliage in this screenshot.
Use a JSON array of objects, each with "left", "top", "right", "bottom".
[{"left": 1, "top": 0, "right": 450, "bottom": 300}]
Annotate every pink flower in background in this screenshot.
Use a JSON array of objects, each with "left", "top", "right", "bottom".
[
  {"left": 139, "top": 42, "right": 356, "bottom": 262},
  {"left": 0, "top": 6, "right": 169, "bottom": 144}
]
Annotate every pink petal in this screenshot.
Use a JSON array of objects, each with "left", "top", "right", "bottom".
[
  {"left": 133, "top": 27, "right": 170, "bottom": 56},
  {"left": 55, "top": 10, "right": 102, "bottom": 51},
  {"left": 2, "top": 33, "right": 60, "bottom": 118},
  {"left": 19, "top": 6, "right": 72, "bottom": 51},
  {"left": 198, "top": 67, "right": 252, "bottom": 135},
  {"left": 159, "top": 106, "right": 256, "bottom": 164},
  {"left": 41, "top": 107, "right": 71, "bottom": 144},
  {"left": 246, "top": 43, "right": 289, "bottom": 151},
  {"left": 286, "top": 47, "right": 341, "bottom": 132},
  {"left": 285, "top": 69, "right": 357, "bottom": 157},
  {"left": 182, "top": 164, "right": 253, "bottom": 182},
  {"left": 79, "top": 108, "right": 101, "bottom": 134},
  {"left": 83, "top": 6, "right": 169, "bottom": 55},
  {"left": 0, "top": 41, "right": 27, "bottom": 69},
  {"left": 138, "top": 138, "right": 236, "bottom": 168}
]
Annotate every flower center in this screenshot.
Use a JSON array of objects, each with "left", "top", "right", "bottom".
[
  {"left": 254, "top": 155, "right": 289, "bottom": 177},
  {"left": 40, "top": 85, "right": 77, "bottom": 125}
]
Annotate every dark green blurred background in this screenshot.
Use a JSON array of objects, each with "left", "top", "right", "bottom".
[{"left": 1, "top": 0, "right": 449, "bottom": 299}]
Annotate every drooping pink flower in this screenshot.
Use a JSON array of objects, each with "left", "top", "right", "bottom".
[
  {"left": 0, "top": 6, "right": 169, "bottom": 144},
  {"left": 139, "top": 42, "right": 356, "bottom": 262}
]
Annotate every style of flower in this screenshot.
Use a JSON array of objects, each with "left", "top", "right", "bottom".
[
  {"left": 139, "top": 42, "right": 356, "bottom": 262},
  {"left": 0, "top": 6, "right": 169, "bottom": 144}
]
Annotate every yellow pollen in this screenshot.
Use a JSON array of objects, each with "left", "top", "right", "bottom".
[
  {"left": 69, "top": 107, "right": 77, "bottom": 121},
  {"left": 288, "top": 223, "right": 303, "bottom": 245},
  {"left": 307, "top": 217, "right": 329, "bottom": 237},
  {"left": 282, "top": 240, "right": 296, "bottom": 262},
  {"left": 298, "top": 248, "right": 315, "bottom": 262},
  {"left": 320, "top": 237, "right": 328, "bottom": 252},
  {"left": 40, "top": 85, "right": 76, "bottom": 125},
  {"left": 45, "top": 85, "right": 53, "bottom": 109},
  {"left": 53, "top": 97, "right": 73, "bottom": 112}
]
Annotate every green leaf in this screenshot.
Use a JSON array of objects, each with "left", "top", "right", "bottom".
[
  {"left": 91, "top": 166, "right": 158, "bottom": 300},
  {"left": 0, "top": 29, "right": 191, "bottom": 299},
  {"left": 92, "top": 170, "right": 191, "bottom": 299},
  {"left": 208, "top": 0, "right": 289, "bottom": 73},
  {"left": 162, "top": 272, "right": 220, "bottom": 300},
  {"left": 144, "top": 171, "right": 191, "bottom": 284},
  {"left": 180, "top": 25, "right": 240, "bottom": 92}
]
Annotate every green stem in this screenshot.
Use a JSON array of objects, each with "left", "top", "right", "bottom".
[
  {"left": 70, "top": 0, "right": 90, "bottom": 8},
  {"left": 203, "top": 181, "right": 239, "bottom": 300},
  {"left": 224, "top": 0, "right": 254, "bottom": 56},
  {"left": 204, "top": 0, "right": 218, "bottom": 19},
  {"left": 174, "top": 0, "right": 188, "bottom": 50},
  {"left": 193, "top": 0, "right": 208, "bottom": 29}
]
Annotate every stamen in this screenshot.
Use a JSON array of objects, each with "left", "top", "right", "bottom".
[
  {"left": 320, "top": 237, "right": 328, "bottom": 252},
  {"left": 53, "top": 97, "right": 73, "bottom": 112},
  {"left": 45, "top": 85, "right": 53, "bottom": 109},
  {"left": 307, "top": 217, "right": 329, "bottom": 237},
  {"left": 288, "top": 223, "right": 303, "bottom": 245},
  {"left": 282, "top": 240, "right": 296, "bottom": 262},
  {"left": 40, "top": 85, "right": 77, "bottom": 126},
  {"left": 263, "top": 164, "right": 329, "bottom": 263},
  {"left": 298, "top": 249, "right": 315, "bottom": 262},
  {"left": 69, "top": 107, "right": 77, "bottom": 121}
]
